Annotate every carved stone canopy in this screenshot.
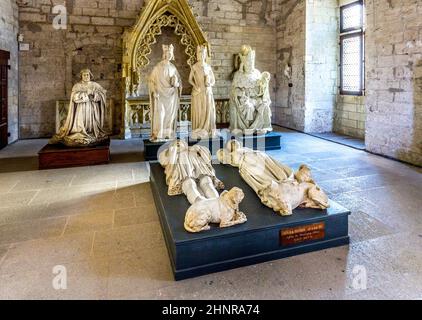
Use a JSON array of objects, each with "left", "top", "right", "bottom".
[{"left": 123, "top": 0, "right": 210, "bottom": 96}]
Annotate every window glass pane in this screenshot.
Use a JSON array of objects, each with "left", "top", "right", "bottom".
[
  {"left": 342, "top": 35, "right": 362, "bottom": 93},
  {"left": 341, "top": 3, "right": 362, "bottom": 31}
]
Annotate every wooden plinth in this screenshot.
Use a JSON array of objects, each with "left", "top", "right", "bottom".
[{"left": 38, "top": 140, "right": 110, "bottom": 170}]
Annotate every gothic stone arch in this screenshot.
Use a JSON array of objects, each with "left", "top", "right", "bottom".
[{"left": 122, "top": 0, "right": 209, "bottom": 97}]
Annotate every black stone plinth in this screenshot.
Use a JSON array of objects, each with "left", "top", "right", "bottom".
[
  {"left": 143, "top": 139, "right": 168, "bottom": 161},
  {"left": 150, "top": 163, "right": 350, "bottom": 281},
  {"left": 229, "top": 132, "right": 282, "bottom": 151},
  {"left": 188, "top": 136, "right": 225, "bottom": 155}
]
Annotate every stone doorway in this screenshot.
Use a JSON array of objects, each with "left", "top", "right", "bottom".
[{"left": 0, "top": 50, "right": 10, "bottom": 150}]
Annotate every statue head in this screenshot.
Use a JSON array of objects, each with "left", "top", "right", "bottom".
[
  {"left": 79, "top": 69, "right": 94, "bottom": 82},
  {"left": 162, "top": 44, "right": 175, "bottom": 61},
  {"left": 196, "top": 45, "right": 208, "bottom": 64},
  {"left": 259, "top": 181, "right": 292, "bottom": 216},
  {"left": 171, "top": 139, "right": 188, "bottom": 153},
  {"left": 239, "top": 45, "right": 256, "bottom": 73},
  {"left": 244, "top": 48, "right": 256, "bottom": 73},
  {"left": 226, "top": 139, "right": 242, "bottom": 153},
  {"left": 261, "top": 71, "right": 271, "bottom": 83}
]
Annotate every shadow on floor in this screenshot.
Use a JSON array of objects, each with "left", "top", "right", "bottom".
[
  {"left": 110, "top": 152, "right": 144, "bottom": 164},
  {"left": 306, "top": 132, "right": 365, "bottom": 150},
  {"left": 0, "top": 156, "right": 38, "bottom": 173}
]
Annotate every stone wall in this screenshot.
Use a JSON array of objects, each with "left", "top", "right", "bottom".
[
  {"left": 173, "top": 0, "right": 278, "bottom": 101},
  {"left": 334, "top": 95, "right": 365, "bottom": 139},
  {"left": 18, "top": 0, "right": 277, "bottom": 138},
  {"left": 0, "top": 0, "right": 19, "bottom": 143},
  {"left": 274, "top": 0, "right": 306, "bottom": 131},
  {"left": 365, "top": 0, "right": 422, "bottom": 166},
  {"left": 275, "top": 0, "right": 337, "bottom": 133},
  {"left": 304, "top": 0, "right": 338, "bottom": 133}
]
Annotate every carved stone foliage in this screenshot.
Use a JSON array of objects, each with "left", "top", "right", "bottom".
[
  {"left": 135, "top": 14, "right": 197, "bottom": 71},
  {"left": 121, "top": 0, "right": 210, "bottom": 138},
  {"left": 123, "top": 0, "right": 209, "bottom": 98}
]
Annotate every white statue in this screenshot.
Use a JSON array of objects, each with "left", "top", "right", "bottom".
[
  {"left": 217, "top": 140, "right": 329, "bottom": 216},
  {"left": 158, "top": 139, "right": 224, "bottom": 199},
  {"left": 148, "top": 44, "right": 182, "bottom": 142},
  {"left": 158, "top": 140, "right": 247, "bottom": 233},
  {"left": 50, "top": 69, "right": 109, "bottom": 147},
  {"left": 189, "top": 45, "right": 217, "bottom": 139},
  {"left": 230, "top": 45, "right": 273, "bottom": 135},
  {"left": 184, "top": 187, "right": 247, "bottom": 233}
]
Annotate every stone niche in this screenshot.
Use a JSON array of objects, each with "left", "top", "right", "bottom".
[
  {"left": 135, "top": 27, "right": 193, "bottom": 97},
  {"left": 121, "top": 0, "right": 210, "bottom": 139}
]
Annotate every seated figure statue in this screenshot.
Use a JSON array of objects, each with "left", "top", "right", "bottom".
[
  {"left": 50, "top": 69, "right": 109, "bottom": 147},
  {"left": 230, "top": 45, "right": 272, "bottom": 135},
  {"left": 217, "top": 140, "right": 329, "bottom": 216},
  {"left": 158, "top": 140, "right": 247, "bottom": 233}
]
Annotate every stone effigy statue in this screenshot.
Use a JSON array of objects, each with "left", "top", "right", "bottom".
[
  {"left": 148, "top": 44, "right": 182, "bottom": 142},
  {"left": 217, "top": 140, "right": 330, "bottom": 216},
  {"left": 158, "top": 140, "right": 247, "bottom": 233},
  {"left": 50, "top": 69, "right": 109, "bottom": 147},
  {"left": 184, "top": 187, "right": 246, "bottom": 233},
  {"left": 230, "top": 45, "right": 273, "bottom": 135},
  {"left": 189, "top": 45, "right": 217, "bottom": 139}
]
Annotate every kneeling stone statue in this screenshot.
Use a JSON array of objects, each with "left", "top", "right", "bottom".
[
  {"left": 50, "top": 69, "right": 109, "bottom": 147},
  {"left": 158, "top": 140, "right": 247, "bottom": 233}
]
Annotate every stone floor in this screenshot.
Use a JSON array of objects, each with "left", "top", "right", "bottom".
[{"left": 0, "top": 127, "right": 421, "bottom": 300}]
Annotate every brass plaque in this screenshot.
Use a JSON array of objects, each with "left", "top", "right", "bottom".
[{"left": 280, "top": 222, "right": 325, "bottom": 246}]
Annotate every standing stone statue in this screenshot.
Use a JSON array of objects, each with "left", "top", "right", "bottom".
[
  {"left": 217, "top": 140, "right": 330, "bottom": 216},
  {"left": 50, "top": 69, "right": 109, "bottom": 147},
  {"left": 189, "top": 45, "right": 217, "bottom": 139},
  {"left": 148, "top": 44, "right": 182, "bottom": 142},
  {"left": 230, "top": 45, "right": 273, "bottom": 135}
]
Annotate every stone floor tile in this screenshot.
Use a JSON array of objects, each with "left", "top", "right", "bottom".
[
  {"left": 0, "top": 191, "right": 38, "bottom": 208},
  {"left": 0, "top": 245, "right": 9, "bottom": 264},
  {"left": 92, "top": 222, "right": 165, "bottom": 258},
  {"left": 106, "top": 247, "right": 173, "bottom": 299},
  {"left": 318, "top": 178, "right": 360, "bottom": 195},
  {"left": 64, "top": 211, "right": 114, "bottom": 235},
  {"left": 0, "top": 232, "right": 95, "bottom": 275},
  {"left": 348, "top": 211, "right": 396, "bottom": 243},
  {"left": 10, "top": 173, "right": 74, "bottom": 192},
  {"left": 0, "top": 258, "right": 109, "bottom": 300},
  {"left": 0, "top": 203, "right": 51, "bottom": 225},
  {"left": 114, "top": 206, "right": 158, "bottom": 228},
  {"left": 0, "top": 217, "right": 67, "bottom": 246}
]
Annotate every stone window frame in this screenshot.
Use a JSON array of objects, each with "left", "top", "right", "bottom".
[{"left": 339, "top": 0, "right": 365, "bottom": 96}]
